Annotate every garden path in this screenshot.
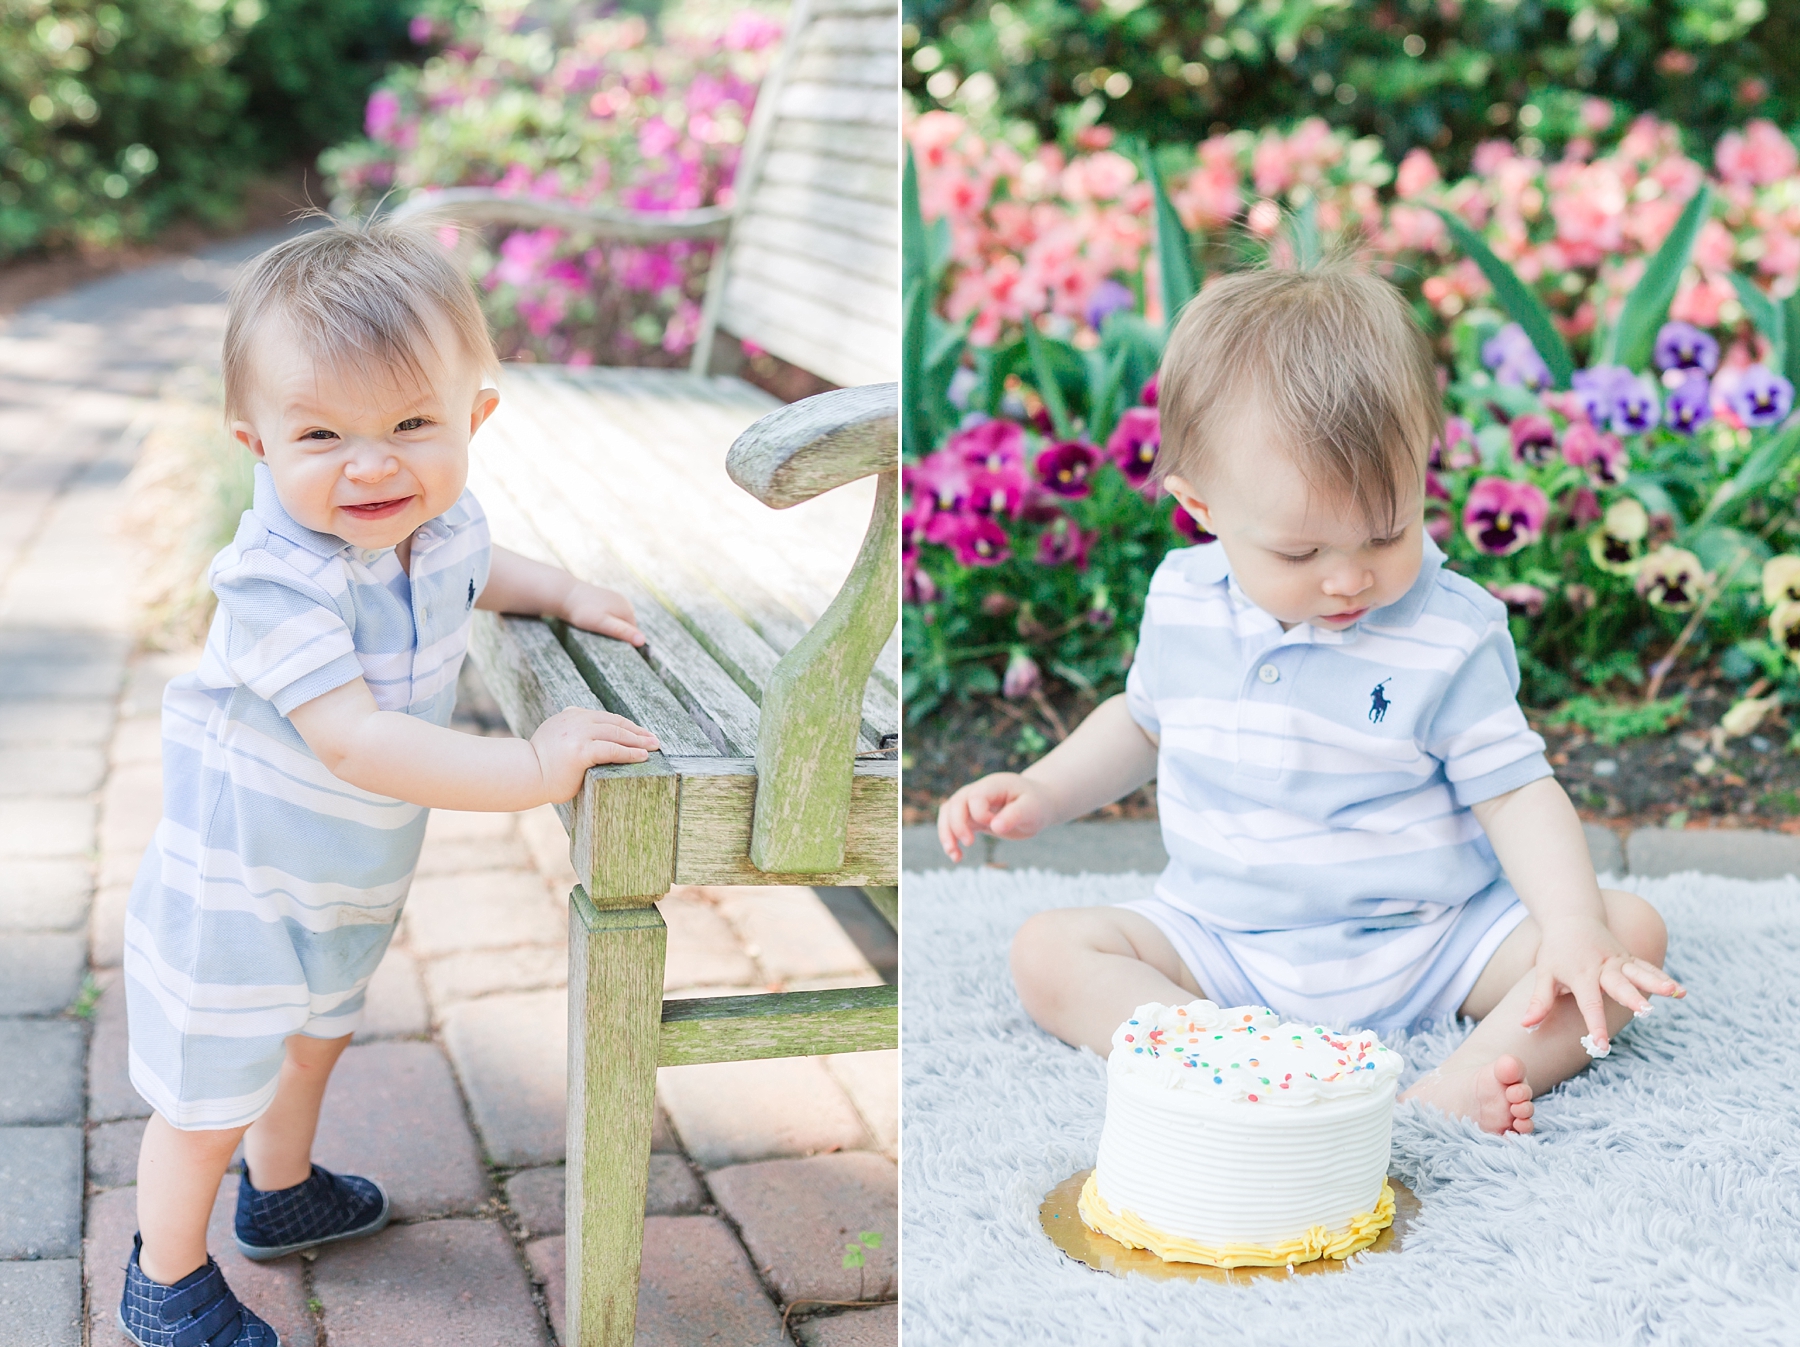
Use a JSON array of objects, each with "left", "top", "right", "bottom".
[{"left": 0, "top": 230, "right": 896, "bottom": 1347}]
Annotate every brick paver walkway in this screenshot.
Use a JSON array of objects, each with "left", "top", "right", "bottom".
[{"left": 0, "top": 233, "right": 897, "bottom": 1346}]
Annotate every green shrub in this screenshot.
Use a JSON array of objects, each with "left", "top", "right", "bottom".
[{"left": 903, "top": 0, "right": 1800, "bottom": 172}]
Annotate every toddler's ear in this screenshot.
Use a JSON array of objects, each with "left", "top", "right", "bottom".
[
  {"left": 469, "top": 386, "right": 500, "bottom": 436},
  {"left": 230, "top": 421, "right": 266, "bottom": 459},
  {"left": 1163, "top": 473, "right": 1214, "bottom": 534}
]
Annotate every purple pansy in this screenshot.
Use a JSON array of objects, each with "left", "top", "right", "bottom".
[
  {"left": 1482, "top": 323, "right": 1551, "bottom": 389},
  {"left": 1510, "top": 414, "right": 1558, "bottom": 466},
  {"left": 944, "top": 515, "right": 1011, "bottom": 568},
  {"left": 1726, "top": 364, "right": 1795, "bottom": 428},
  {"left": 1036, "top": 515, "right": 1094, "bottom": 569},
  {"left": 948, "top": 418, "right": 1025, "bottom": 472},
  {"left": 1463, "top": 477, "right": 1549, "bottom": 556},
  {"left": 1086, "top": 279, "right": 1136, "bottom": 333},
  {"left": 1431, "top": 416, "right": 1477, "bottom": 470},
  {"left": 1610, "top": 373, "right": 1662, "bottom": 434},
  {"left": 1572, "top": 365, "right": 1636, "bottom": 425},
  {"left": 1486, "top": 582, "right": 1548, "bottom": 617},
  {"left": 907, "top": 449, "right": 974, "bottom": 517},
  {"left": 1561, "top": 422, "right": 1628, "bottom": 485},
  {"left": 1035, "top": 440, "right": 1102, "bottom": 498},
  {"left": 1106, "top": 407, "right": 1161, "bottom": 488},
  {"left": 1653, "top": 321, "right": 1720, "bottom": 375},
  {"left": 1664, "top": 373, "right": 1713, "bottom": 435}
]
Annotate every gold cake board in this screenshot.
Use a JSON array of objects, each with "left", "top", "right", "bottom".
[{"left": 1040, "top": 1169, "right": 1419, "bottom": 1284}]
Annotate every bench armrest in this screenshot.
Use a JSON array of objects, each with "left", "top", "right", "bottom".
[
  {"left": 388, "top": 187, "right": 731, "bottom": 244},
  {"left": 726, "top": 383, "right": 898, "bottom": 509}
]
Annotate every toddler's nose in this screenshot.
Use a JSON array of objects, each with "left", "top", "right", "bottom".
[
  {"left": 1321, "top": 565, "right": 1373, "bottom": 599},
  {"left": 344, "top": 450, "right": 400, "bottom": 483}
]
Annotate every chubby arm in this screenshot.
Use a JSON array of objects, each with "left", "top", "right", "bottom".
[
  {"left": 1472, "top": 775, "right": 1682, "bottom": 1048},
  {"left": 287, "top": 676, "right": 659, "bottom": 811},
  {"left": 478, "top": 545, "right": 646, "bottom": 647},
  {"left": 938, "top": 694, "right": 1158, "bottom": 861}
]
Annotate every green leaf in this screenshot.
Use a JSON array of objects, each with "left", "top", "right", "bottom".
[
  {"left": 1087, "top": 344, "right": 1130, "bottom": 446},
  {"left": 1432, "top": 206, "right": 1574, "bottom": 387},
  {"left": 902, "top": 146, "right": 927, "bottom": 291},
  {"left": 1728, "top": 271, "right": 1785, "bottom": 375},
  {"left": 1022, "top": 319, "right": 1076, "bottom": 440},
  {"left": 1690, "top": 419, "right": 1800, "bottom": 531},
  {"left": 1130, "top": 139, "right": 1200, "bottom": 330},
  {"left": 858, "top": 1231, "right": 883, "bottom": 1249},
  {"left": 1785, "top": 293, "right": 1800, "bottom": 395},
  {"left": 1605, "top": 184, "right": 1713, "bottom": 371},
  {"left": 1289, "top": 195, "right": 1321, "bottom": 269},
  {"left": 842, "top": 1245, "right": 866, "bottom": 1269},
  {"left": 902, "top": 276, "right": 931, "bottom": 460}
]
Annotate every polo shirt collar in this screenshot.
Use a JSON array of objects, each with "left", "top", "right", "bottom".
[
  {"left": 1185, "top": 530, "right": 1445, "bottom": 638},
  {"left": 251, "top": 462, "right": 353, "bottom": 559}
]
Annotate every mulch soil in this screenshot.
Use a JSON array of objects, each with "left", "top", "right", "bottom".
[{"left": 901, "top": 672, "right": 1800, "bottom": 838}]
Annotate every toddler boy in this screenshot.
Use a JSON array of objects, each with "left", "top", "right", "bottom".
[
  {"left": 119, "top": 219, "right": 659, "bottom": 1345},
  {"left": 939, "top": 263, "right": 1684, "bottom": 1136}
]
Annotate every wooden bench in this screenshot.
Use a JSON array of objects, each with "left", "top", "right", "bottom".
[{"left": 388, "top": 1, "right": 898, "bottom": 1342}]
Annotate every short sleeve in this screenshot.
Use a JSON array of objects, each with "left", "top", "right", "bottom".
[
  {"left": 1124, "top": 601, "right": 1160, "bottom": 738},
  {"left": 212, "top": 551, "right": 363, "bottom": 715},
  {"left": 1421, "top": 616, "right": 1552, "bottom": 807}
]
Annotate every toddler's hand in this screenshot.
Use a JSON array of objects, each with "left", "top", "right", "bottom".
[
  {"left": 565, "top": 582, "right": 645, "bottom": 647},
  {"left": 530, "top": 707, "right": 660, "bottom": 803},
  {"left": 1523, "top": 915, "right": 1685, "bottom": 1055},
  {"left": 938, "top": 772, "right": 1054, "bottom": 862}
]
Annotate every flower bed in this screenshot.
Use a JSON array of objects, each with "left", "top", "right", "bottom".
[
  {"left": 321, "top": 0, "right": 783, "bottom": 366},
  {"left": 903, "top": 109, "right": 1800, "bottom": 752}
]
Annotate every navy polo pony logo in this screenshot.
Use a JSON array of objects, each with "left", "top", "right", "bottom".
[
  {"left": 1369, "top": 679, "right": 1392, "bottom": 723},
  {"left": 467, "top": 577, "right": 476, "bottom": 610}
]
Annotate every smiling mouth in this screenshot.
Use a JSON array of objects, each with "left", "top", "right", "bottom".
[
  {"left": 340, "top": 497, "right": 413, "bottom": 520},
  {"left": 1323, "top": 607, "right": 1369, "bottom": 623}
]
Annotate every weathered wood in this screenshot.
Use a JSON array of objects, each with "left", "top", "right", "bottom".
[
  {"left": 749, "top": 469, "right": 898, "bottom": 872},
  {"left": 717, "top": 272, "right": 899, "bottom": 388},
  {"left": 733, "top": 213, "right": 897, "bottom": 287},
  {"left": 659, "top": 985, "right": 898, "bottom": 1066},
  {"left": 566, "top": 888, "right": 666, "bottom": 1347},
  {"left": 749, "top": 177, "right": 899, "bottom": 245},
  {"left": 390, "top": 188, "right": 730, "bottom": 242},
  {"left": 557, "top": 623, "right": 722, "bottom": 757},
  {"left": 671, "top": 757, "right": 897, "bottom": 887},
  {"left": 861, "top": 886, "right": 897, "bottom": 929},
  {"left": 727, "top": 384, "right": 898, "bottom": 509},
  {"left": 467, "top": 611, "right": 679, "bottom": 901}
]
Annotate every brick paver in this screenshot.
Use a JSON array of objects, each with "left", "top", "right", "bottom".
[
  {"left": 657, "top": 1056, "right": 874, "bottom": 1168},
  {"left": 708, "top": 1153, "right": 898, "bottom": 1304},
  {"left": 797, "top": 1304, "right": 900, "bottom": 1347},
  {"left": 0, "top": 235, "right": 898, "bottom": 1346},
  {"left": 311, "top": 1219, "right": 549, "bottom": 1347},
  {"left": 0, "top": 1020, "right": 84, "bottom": 1125},
  {"left": 0, "top": 1257, "right": 82, "bottom": 1347}
]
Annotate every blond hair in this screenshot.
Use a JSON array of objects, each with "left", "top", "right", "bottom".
[
  {"left": 222, "top": 214, "right": 499, "bottom": 424},
  {"left": 1153, "top": 262, "right": 1441, "bottom": 534}
]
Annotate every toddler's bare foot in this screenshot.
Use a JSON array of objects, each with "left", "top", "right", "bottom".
[{"left": 1401, "top": 1054, "right": 1534, "bottom": 1136}]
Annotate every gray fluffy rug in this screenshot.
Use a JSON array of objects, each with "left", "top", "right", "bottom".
[{"left": 900, "top": 868, "right": 1800, "bottom": 1346}]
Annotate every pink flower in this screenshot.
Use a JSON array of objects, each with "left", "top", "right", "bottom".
[
  {"left": 1106, "top": 407, "right": 1160, "bottom": 488},
  {"left": 1061, "top": 151, "right": 1136, "bottom": 203},
  {"left": 1036, "top": 515, "right": 1094, "bottom": 569},
  {"left": 1486, "top": 582, "right": 1547, "bottom": 616},
  {"left": 365, "top": 89, "right": 402, "bottom": 142},
  {"left": 1171, "top": 501, "right": 1214, "bottom": 544},
  {"left": 1035, "top": 441, "right": 1102, "bottom": 498},
  {"left": 948, "top": 418, "right": 1026, "bottom": 472},
  {"left": 408, "top": 14, "right": 436, "bottom": 44},
  {"left": 1463, "top": 478, "right": 1549, "bottom": 556},
  {"left": 1395, "top": 148, "right": 1441, "bottom": 200},
  {"left": 1509, "top": 414, "right": 1558, "bottom": 466},
  {"left": 1002, "top": 649, "right": 1041, "bottom": 699},
  {"left": 1560, "top": 422, "right": 1628, "bottom": 485},
  {"left": 1581, "top": 98, "right": 1615, "bottom": 133},
  {"left": 1715, "top": 119, "right": 1799, "bottom": 187},
  {"left": 946, "top": 515, "right": 1011, "bottom": 567},
  {"left": 723, "top": 10, "right": 783, "bottom": 51}
]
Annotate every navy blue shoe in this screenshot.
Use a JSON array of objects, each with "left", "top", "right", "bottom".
[
  {"left": 233, "top": 1163, "right": 390, "bottom": 1261},
  {"left": 118, "top": 1233, "right": 278, "bottom": 1347}
]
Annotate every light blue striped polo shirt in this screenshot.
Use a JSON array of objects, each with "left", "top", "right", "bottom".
[
  {"left": 1120, "top": 533, "right": 1553, "bottom": 1036},
  {"left": 123, "top": 462, "right": 491, "bottom": 1129}
]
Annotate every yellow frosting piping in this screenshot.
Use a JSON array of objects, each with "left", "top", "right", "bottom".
[{"left": 1077, "top": 1173, "right": 1396, "bottom": 1268}]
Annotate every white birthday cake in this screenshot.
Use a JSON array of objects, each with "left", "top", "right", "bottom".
[{"left": 1078, "top": 1000, "right": 1405, "bottom": 1268}]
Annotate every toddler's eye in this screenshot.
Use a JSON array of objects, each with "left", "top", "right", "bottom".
[
  {"left": 395, "top": 417, "right": 430, "bottom": 432},
  {"left": 303, "top": 429, "right": 337, "bottom": 441},
  {"left": 1277, "top": 550, "right": 1316, "bottom": 565}
]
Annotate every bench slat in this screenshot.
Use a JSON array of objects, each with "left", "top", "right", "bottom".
[
  {"left": 659, "top": 985, "right": 897, "bottom": 1066},
  {"left": 558, "top": 624, "right": 723, "bottom": 757},
  {"left": 504, "top": 374, "right": 894, "bottom": 749},
  {"left": 469, "top": 612, "right": 680, "bottom": 900},
  {"left": 806, "top": 14, "right": 901, "bottom": 52},
  {"left": 474, "top": 412, "right": 766, "bottom": 756},
  {"left": 718, "top": 272, "right": 899, "bottom": 388},
  {"left": 789, "top": 48, "right": 895, "bottom": 86},
  {"left": 667, "top": 756, "right": 897, "bottom": 886},
  {"left": 748, "top": 176, "right": 899, "bottom": 245},
  {"left": 732, "top": 213, "right": 897, "bottom": 289},
  {"left": 759, "top": 147, "right": 897, "bottom": 201}
]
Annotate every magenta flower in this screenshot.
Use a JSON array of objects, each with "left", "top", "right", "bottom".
[
  {"left": 1035, "top": 440, "right": 1102, "bottom": 498},
  {"left": 1171, "top": 500, "right": 1215, "bottom": 544},
  {"left": 1036, "top": 514, "right": 1094, "bottom": 569},
  {"left": 1653, "top": 321, "right": 1720, "bottom": 374},
  {"left": 1463, "top": 478, "right": 1549, "bottom": 556},
  {"left": 945, "top": 515, "right": 1011, "bottom": 567},
  {"left": 1486, "top": 582, "right": 1547, "bottom": 617},
  {"left": 1432, "top": 416, "right": 1477, "bottom": 470},
  {"left": 1140, "top": 373, "right": 1158, "bottom": 407},
  {"left": 968, "top": 463, "right": 1027, "bottom": 519},
  {"left": 902, "top": 562, "right": 936, "bottom": 605},
  {"left": 1003, "top": 648, "right": 1042, "bottom": 699},
  {"left": 1561, "top": 422, "right": 1628, "bottom": 485},
  {"left": 1510, "top": 414, "right": 1558, "bottom": 467},
  {"left": 949, "top": 418, "right": 1026, "bottom": 473},
  {"left": 908, "top": 449, "right": 975, "bottom": 517},
  {"left": 1106, "top": 407, "right": 1161, "bottom": 488},
  {"left": 365, "top": 89, "right": 402, "bottom": 142},
  {"left": 1426, "top": 470, "right": 1450, "bottom": 500},
  {"left": 1566, "top": 486, "right": 1603, "bottom": 525},
  {"left": 1725, "top": 365, "right": 1795, "bottom": 428}
]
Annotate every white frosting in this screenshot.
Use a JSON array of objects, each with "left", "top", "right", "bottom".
[
  {"left": 1109, "top": 1001, "right": 1404, "bottom": 1105},
  {"left": 1091, "top": 1001, "right": 1403, "bottom": 1247},
  {"left": 1580, "top": 1033, "right": 1611, "bottom": 1058}
]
